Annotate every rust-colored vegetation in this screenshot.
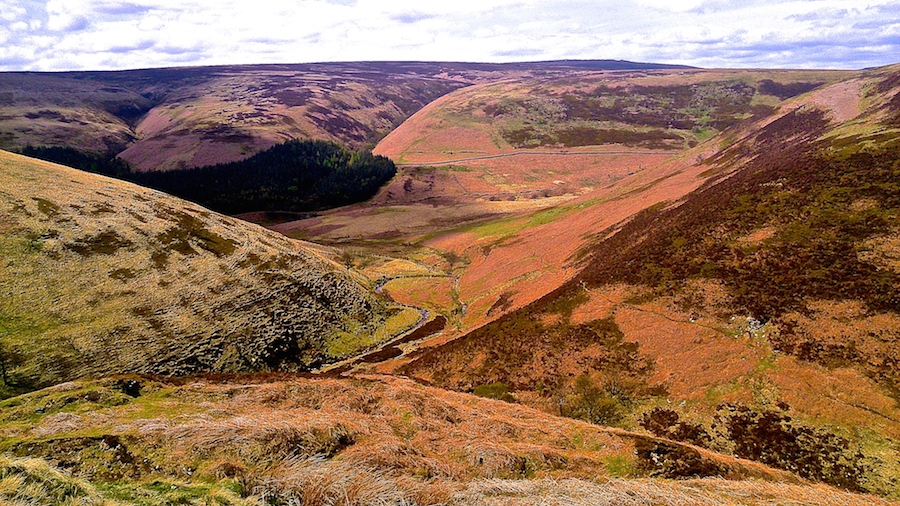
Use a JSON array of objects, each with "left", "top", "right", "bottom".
[
  {"left": 4, "top": 63, "right": 900, "bottom": 505},
  {"left": 3, "top": 374, "right": 888, "bottom": 506},
  {"left": 397, "top": 68, "right": 900, "bottom": 499}
]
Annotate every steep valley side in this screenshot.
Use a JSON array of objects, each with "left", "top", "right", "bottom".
[{"left": 0, "top": 150, "right": 417, "bottom": 398}]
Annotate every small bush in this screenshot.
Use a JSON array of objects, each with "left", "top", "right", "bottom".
[
  {"left": 712, "top": 404, "right": 869, "bottom": 491},
  {"left": 639, "top": 407, "right": 711, "bottom": 447},
  {"left": 559, "top": 374, "right": 627, "bottom": 426},
  {"left": 473, "top": 382, "right": 515, "bottom": 403}
]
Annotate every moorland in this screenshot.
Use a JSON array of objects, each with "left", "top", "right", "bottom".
[{"left": 1, "top": 59, "right": 899, "bottom": 505}]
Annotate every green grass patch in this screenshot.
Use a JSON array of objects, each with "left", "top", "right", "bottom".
[
  {"left": 473, "top": 382, "right": 516, "bottom": 402},
  {"left": 704, "top": 380, "right": 741, "bottom": 405},
  {"left": 456, "top": 197, "right": 609, "bottom": 241},
  {"left": 464, "top": 215, "right": 529, "bottom": 239},
  {"left": 526, "top": 206, "right": 574, "bottom": 228},
  {"left": 96, "top": 479, "right": 253, "bottom": 506},
  {"left": 602, "top": 455, "right": 638, "bottom": 478},
  {"left": 326, "top": 306, "right": 421, "bottom": 359},
  {"left": 754, "top": 354, "right": 778, "bottom": 373},
  {"left": 437, "top": 165, "right": 473, "bottom": 172}
]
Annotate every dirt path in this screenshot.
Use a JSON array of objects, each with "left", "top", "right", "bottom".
[{"left": 396, "top": 150, "right": 672, "bottom": 167}]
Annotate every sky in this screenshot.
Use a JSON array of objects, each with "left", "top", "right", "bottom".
[{"left": 0, "top": 0, "right": 898, "bottom": 72}]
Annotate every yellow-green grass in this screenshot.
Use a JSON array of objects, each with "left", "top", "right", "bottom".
[
  {"left": 381, "top": 276, "right": 458, "bottom": 315},
  {"left": 436, "top": 196, "right": 607, "bottom": 245},
  {"left": 0, "top": 454, "right": 127, "bottom": 506},
  {"left": 357, "top": 257, "right": 440, "bottom": 282},
  {"left": 0, "top": 150, "right": 397, "bottom": 396},
  {"left": 0, "top": 453, "right": 253, "bottom": 506},
  {"left": 326, "top": 306, "right": 422, "bottom": 358},
  {"left": 3, "top": 375, "right": 894, "bottom": 506}
]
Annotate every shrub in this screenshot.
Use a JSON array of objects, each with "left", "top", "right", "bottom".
[
  {"left": 473, "top": 382, "right": 516, "bottom": 403},
  {"left": 711, "top": 404, "right": 869, "bottom": 491},
  {"left": 639, "top": 407, "right": 710, "bottom": 447},
  {"left": 559, "top": 374, "right": 626, "bottom": 426}
]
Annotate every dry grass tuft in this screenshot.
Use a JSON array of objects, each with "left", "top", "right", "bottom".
[
  {"left": 30, "top": 412, "right": 83, "bottom": 437},
  {"left": 461, "top": 442, "right": 524, "bottom": 478},
  {"left": 4, "top": 374, "right": 889, "bottom": 505},
  {"left": 256, "top": 457, "right": 410, "bottom": 506},
  {"left": 0, "top": 455, "right": 123, "bottom": 506},
  {"left": 450, "top": 477, "right": 897, "bottom": 506},
  {"left": 165, "top": 411, "right": 356, "bottom": 465}
]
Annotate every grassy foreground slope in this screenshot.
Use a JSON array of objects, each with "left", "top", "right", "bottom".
[
  {"left": 398, "top": 65, "right": 900, "bottom": 497},
  {"left": 0, "top": 150, "right": 416, "bottom": 399},
  {"left": 0, "top": 374, "right": 894, "bottom": 506}
]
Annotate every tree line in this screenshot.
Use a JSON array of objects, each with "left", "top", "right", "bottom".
[{"left": 21, "top": 139, "right": 396, "bottom": 215}]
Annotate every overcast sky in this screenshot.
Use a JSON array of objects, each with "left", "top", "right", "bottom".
[{"left": 1, "top": 0, "right": 898, "bottom": 72}]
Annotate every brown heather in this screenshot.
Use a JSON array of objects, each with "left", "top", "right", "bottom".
[
  {"left": 3, "top": 63, "right": 900, "bottom": 505},
  {"left": 0, "top": 374, "right": 893, "bottom": 505},
  {"left": 396, "top": 65, "right": 900, "bottom": 498}
]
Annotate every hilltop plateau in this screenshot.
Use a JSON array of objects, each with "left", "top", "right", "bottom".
[{"left": 0, "top": 60, "right": 688, "bottom": 173}]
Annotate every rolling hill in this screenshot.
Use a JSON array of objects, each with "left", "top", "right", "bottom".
[
  {"left": 0, "top": 150, "right": 420, "bottom": 398},
  {"left": 374, "top": 68, "right": 853, "bottom": 163},
  {"left": 0, "top": 60, "right": 693, "bottom": 173},
  {"left": 3, "top": 60, "right": 900, "bottom": 505},
  {"left": 0, "top": 63, "right": 465, "bottom": 171},
  {"left": 395, "top": 64, "right": 900, "bottom": 497},
  {"left": 281, "top": 67, "right": 857, "bottom": 340}
]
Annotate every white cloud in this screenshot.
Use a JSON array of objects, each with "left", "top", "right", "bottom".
[
  {"left": 0, "top": 3, "right": 27, "bottom": 22},
  {"left": 633, "top": 0, "right": 708, "bottom": 12},
  {"left": 0, "top": 0, "right": 898, "bottom": 71}
]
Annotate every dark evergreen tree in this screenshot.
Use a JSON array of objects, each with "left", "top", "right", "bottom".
[{"left": 21, "top": 140, "right": 396, "bottom": 215}]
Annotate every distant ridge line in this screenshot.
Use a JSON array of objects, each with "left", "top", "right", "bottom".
[
  {"left": 523, "top": 59, "right": 697, "bottom": 70},
  {"left": 0, "top": 59, "right": 696, "bottom": 76}
]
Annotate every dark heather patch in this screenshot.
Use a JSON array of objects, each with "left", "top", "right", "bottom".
[
  {"left": 632, "top": 436, "right": 725, "bottom": 478},
  {"left": 757, "top": 80, "right": 824, "bottom": 100},
  {"left": 65, "top": 231, "right": 132, "bottom": 256},
  {"left": 109, "top": 268, "right": 136, "bottom": 280},
  {"left": 33, "top": 198, "right": 61, "bottom": 216},
  {"left": 155, "top": 212, "right": 237, "bottom": 258}
]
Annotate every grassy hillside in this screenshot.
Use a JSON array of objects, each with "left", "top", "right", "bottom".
[
  {"left": 286, "top": 69, "right": 854, "bottom": 343},
  {"left": 375, "top": 68, "right": 854, "bottom": 163},
  {"left": 397, "top": 66, "right": 900, "bottom": 498},
  {"left": 0, "top": 374, "right": 893, "bottom": 506},
  {"left": 0, "top": 150, "right": 418, "bottom": 398},
  {"left": 0, "top": 61, "right": 693, "bottom": 173}
]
